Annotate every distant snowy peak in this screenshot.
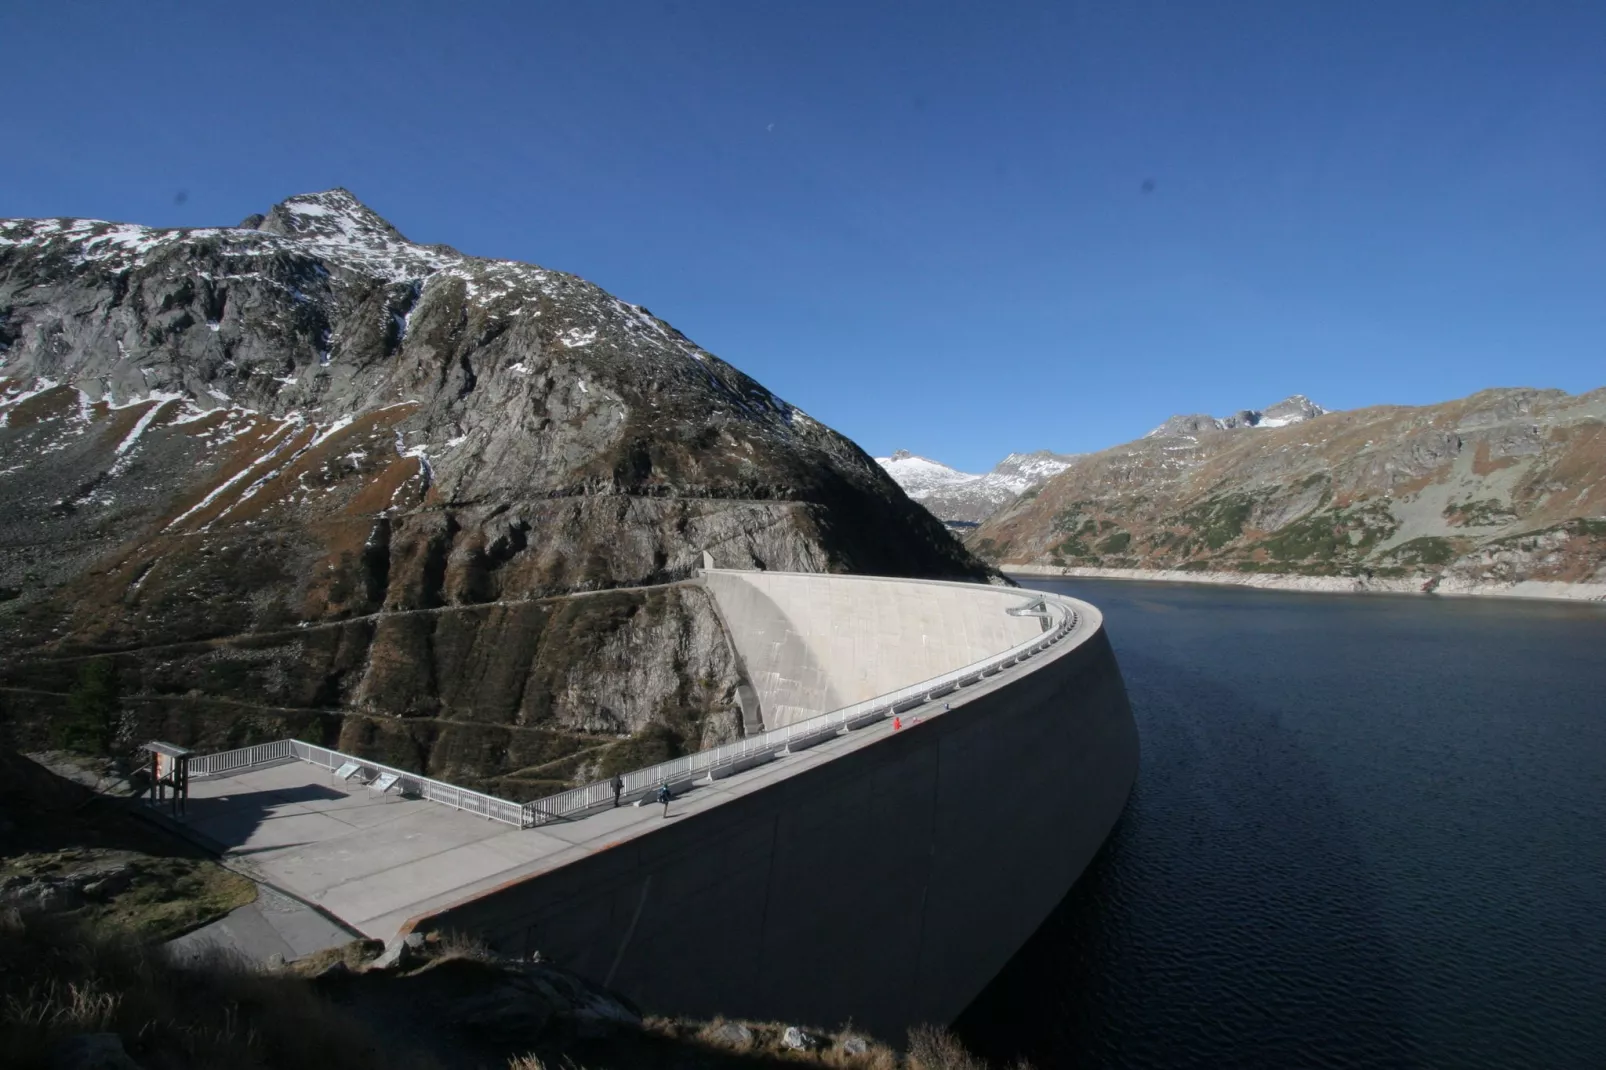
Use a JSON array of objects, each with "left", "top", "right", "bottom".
[
  {"left": 1256, "top": 394, "right": 1328, "bottom": 427},
  {"left": 988, "top": 449, "right": 1080, "bottom": 492},
  {"left": 877, "top": 448, "right": 1079, "bottom": 524},
  {"left": 875, "top": 450, "right": 979, "bottom": 494},
  {"left": 253, "top": 188, "right": 410, "bottom": 244},
  {"left": 1145, "top": 395, "right": 1329, "bottom": 438}
]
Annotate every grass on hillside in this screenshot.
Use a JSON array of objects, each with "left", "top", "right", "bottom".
[
  {"left": 1, "top": 847, "right": 256, "bottom": 941},
  {"left": 0, "top": 750, "right": 255, "bottom": 942}
]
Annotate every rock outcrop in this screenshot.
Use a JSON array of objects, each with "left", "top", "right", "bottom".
[
  {"left": 1143, "top": 394, "right": 1328, "bottom": 437},
  {"left": 0, "top": 190, "right": 987, "bottom": 795},
  {"left": 972, "top": 388, "right": 1606, "bottom": 596}
]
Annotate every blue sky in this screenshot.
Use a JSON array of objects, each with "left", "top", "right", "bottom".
[{"left": 5, "top": 1, "right": 1602, "bottom": 471}]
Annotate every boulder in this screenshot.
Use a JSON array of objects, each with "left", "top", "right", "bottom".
[
  {"left": 839, "top": 1033, "right": 873, "bottom": 1055},
  {"left": 81, "top": 866, "right": 133, "bottom": 900},
  {"left": 781, "top": 1025, "right": 817, "bottom": 1051},
  {"left": 0, "top": 875, "right": 83, "bottom": 915},
  {"left": 705, "top": 1021, "right": 753, "bottom": 1047},
  {"left": 371, "top": 930, "right": 427, "bottom": 971}
]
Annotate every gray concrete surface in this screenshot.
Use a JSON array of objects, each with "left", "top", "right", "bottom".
[
  {"left": 166, "top": 884, "right": 357, "bottom": 965},
  {"left": 181, "top": 679, "right": 1036, "bottom": 946},
  {"left": 702, "top": 570, "right": 1045, "bottom": 727},
  {"left": 180, "top": 760, "right": 581, "bottom": 940}
]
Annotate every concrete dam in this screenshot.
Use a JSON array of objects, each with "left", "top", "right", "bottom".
[{"left": 175, "top": 570, "right": 1139, "bottom": 1037}]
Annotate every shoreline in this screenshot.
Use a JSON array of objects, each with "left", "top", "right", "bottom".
[{"left": 1001, "top": 564, "right": 1606, "bottom": 603}]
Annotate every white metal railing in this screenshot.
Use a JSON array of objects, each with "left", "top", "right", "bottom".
[
  {"left": 187, "top": 738, "right": 532, "bottom": 828},
  {"left": 522, "top": 591, "right": 1080, "bottom": 825},
  {"left": 186, "top": 739, "right": 293, "bottom": 777},
  {"left": 183, "top": 589, "right": 1081, "bottom": 832},
  {"left": 287, "top": 741, "right": 531, "bottom": 827}
]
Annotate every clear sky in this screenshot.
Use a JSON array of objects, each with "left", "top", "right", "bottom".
[{"left": 4, "top": 1, "right": 1602, "bottom": 471}]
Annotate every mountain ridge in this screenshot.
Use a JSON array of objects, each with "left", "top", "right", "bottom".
[
  {"left": 969, "top": 386, "right": 1606, "bottom": 597},
  {"left": 1143, "top": 394, "right": 1329, "bottom": 438},
  {"left": 877, "top": 396, "right": 1327, "bottom": 528}
]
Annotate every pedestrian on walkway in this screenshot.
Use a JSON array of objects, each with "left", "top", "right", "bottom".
[
  {"left": 657, "top": 782, "right": 672, "bottom": 818},
  {"left": 612, "top": 774, "right": 624, "bottom": 808}
]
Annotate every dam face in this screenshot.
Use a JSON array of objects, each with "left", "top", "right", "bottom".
[
  {"left": 702, "top": 570, "right": 1050, "bottom": 727},
  {"left": 410, "top": 571, "right": 1140, "bottom": 1038}
]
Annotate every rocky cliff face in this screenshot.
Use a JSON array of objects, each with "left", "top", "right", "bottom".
[
  {"left": 971, "top": 388, "right": 1606, "bottom": 592},
  {"left": 876, "top": 449, "right": 1079, "bottom": 525},
  {"left": 0, "top": 189, "right": 987, "bottom": 795}
]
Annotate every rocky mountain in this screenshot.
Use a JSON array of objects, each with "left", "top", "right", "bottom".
[
  {"left": 876, "top": 449, "right": 1079, "bottom": 525},
  {"left": 1144, "top": 394, "right": 1328, "bottom": 437},
  {"left": 0, "top": 189, "right": 988, "bottom": 797},
  {"left": 970, "top": 388, "right": 1606, "bottom": 594}
]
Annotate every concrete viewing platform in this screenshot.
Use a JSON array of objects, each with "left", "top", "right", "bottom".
[{"left": 182, "top": 699, "right": 946, "bottom": 941}]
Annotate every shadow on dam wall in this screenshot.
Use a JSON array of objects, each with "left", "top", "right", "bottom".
[{"left": 405, "top": 577, "right": 1140, "bottom": 1040}]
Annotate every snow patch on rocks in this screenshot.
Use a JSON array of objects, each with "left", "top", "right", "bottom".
[{"left": 1145, "top": 395, "right": 1329, "bottom": 438}]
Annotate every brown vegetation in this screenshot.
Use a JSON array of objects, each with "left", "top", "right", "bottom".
[
  {"left": 0, "top": 917, "right": 438, "bottom": 1070},
  {"left": 972, "top": 387, "right": 1606, "bottom": 586},
  {"left": 0, "top": 919, "right": 1022, "bottom": 1070}
]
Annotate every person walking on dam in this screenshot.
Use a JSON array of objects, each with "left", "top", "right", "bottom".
[
  {"left": 657, "top": 782, "right": 672, "bottom": 818},
  {"left": 612, "top": 774, "right": 624, "bottom": 808}
]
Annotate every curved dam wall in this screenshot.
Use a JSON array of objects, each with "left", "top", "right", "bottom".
[
  {"left": 702, "top": 569, "right": 1047, "bottom": 727},
  {"left": 408, "top": 573, "right": 1139, "bottom": 1039}
]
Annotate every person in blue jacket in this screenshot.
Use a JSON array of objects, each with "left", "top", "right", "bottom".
[{"left": 658, "top": 782, "right": 672, "bottom": 817}]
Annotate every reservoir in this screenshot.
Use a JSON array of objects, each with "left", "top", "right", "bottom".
[{"left": 958, "top": 577, "right": 1606, "bottom": 1069}]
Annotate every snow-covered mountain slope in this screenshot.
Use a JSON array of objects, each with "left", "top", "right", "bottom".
[
  {"left": 989, "top": 450, "right": 1080, "bottom": 492},
  {"left": 876, "top": 448, "right": 1079, "bottom": 524},
  {"left": 875, "top": 450, "right": 979, "bottom": 495},
  {"left": 0, "top": 189, "right": 989, "bottom": 794}
]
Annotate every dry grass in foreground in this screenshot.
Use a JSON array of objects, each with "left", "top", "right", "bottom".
[
  {"left": 1, "top": 920, "right": 1029, "bottom": 1070},
  {"left": 0, "top": 915, "right": 440, "bottom": 1070}
]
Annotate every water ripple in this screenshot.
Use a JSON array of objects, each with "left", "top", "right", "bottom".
[{"left": 956, "top": 580, "right": 1606, "bottom": 1069}]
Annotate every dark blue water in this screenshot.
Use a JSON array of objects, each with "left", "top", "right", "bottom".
[{"left": 956, "top": 578, "right": 1606, "bottom": 1069}]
